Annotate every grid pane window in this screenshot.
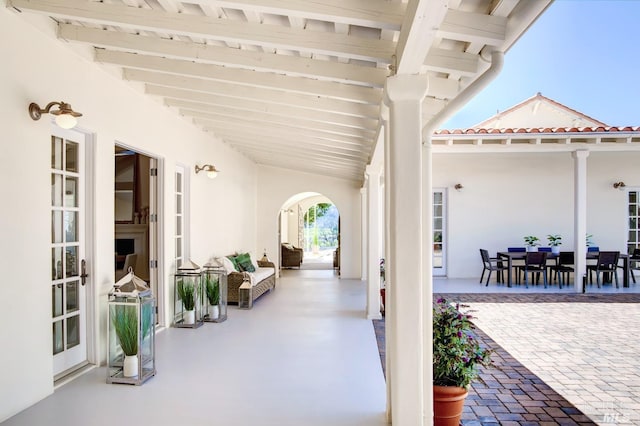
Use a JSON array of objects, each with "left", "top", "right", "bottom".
[
  {"left": 628, "top": 191, "right": 640, "bottom": 254},
  {"left": 175, "top": 168, "right": 185, "bottom": 269},
  {"left": 433, "top": 192, "right": 444, "bottom": 269}
]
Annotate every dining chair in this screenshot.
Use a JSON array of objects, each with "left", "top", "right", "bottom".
[
  {"left": 507, "top": 247, "right": 526, "bottom": 284},
  {"left": 587, "top": 251, "right": 620, "bottom": 288},
  {"left": 629, "top": 248, "right": 640, "bottom": 284},
  {"left": 519, "top": 251, "right": 548, "bottom": 288},
  {"left": 479, "top": 249, "right": 508, "bottom": 286},
  {"left": 536, "top": 247, "right": 555, "bottom": 280},
  {"left": 549, "top": 251, "right": 574, "bottom": 288}
]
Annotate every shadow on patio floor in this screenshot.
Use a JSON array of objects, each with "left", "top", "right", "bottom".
[{"left": 370, "top": 293, "right": 616, "bottom": 425}]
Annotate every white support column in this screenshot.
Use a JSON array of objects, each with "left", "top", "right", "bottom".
[
  {"left": 422, "top": 132, "right": 434, "bottom": 423},
  {"left": 366, "top": 166, "right": 382, "bottom": 320},
  {"left": 381, "top": 104, "right": 393, "bottom": 423},
  {"left": 361, "top": 186, "right": 368, "bottom": 282},
  {"left": 385, "top": 74, "right": 429, "bottom": 426},
  {"left": 573, "top": 150, "right": 589, "bottom": 292}
]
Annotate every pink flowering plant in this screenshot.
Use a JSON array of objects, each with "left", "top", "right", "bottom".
[{"left": 433, "top": 298, "right": 493, "bottom": 388}]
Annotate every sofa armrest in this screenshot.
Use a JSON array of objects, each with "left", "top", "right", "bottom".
[{"left": 257, "top": 260, "right": 275, "bottom": 269}]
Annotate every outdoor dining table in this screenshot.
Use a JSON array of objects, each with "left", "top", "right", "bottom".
[{"left": 496, "top": 251, "right": 630, "bottom": 288}]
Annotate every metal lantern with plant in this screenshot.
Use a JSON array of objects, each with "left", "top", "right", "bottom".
[{"left": 174, "top": 260, "right": 203, "bottom": 328}]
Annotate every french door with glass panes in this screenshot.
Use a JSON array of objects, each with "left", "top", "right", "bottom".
[
  {"left": 433, "top": 190, "right": 447, "bottom": 276},
  {"left": 628, "top": 190, "right": 640, "bottom": 253},
  {"left": 51, "top": 129, "right": 88, "bottom": 378}
]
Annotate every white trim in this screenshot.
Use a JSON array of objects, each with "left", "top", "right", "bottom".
[
  {"left": 433, "top": 188, "right": 447, "bottom": 277},
  {"left": 113, "top": 141, "right": 166, "bottom": 326},
  {"left": 82, "top": 130, "right": 98, "bottom": 367}
]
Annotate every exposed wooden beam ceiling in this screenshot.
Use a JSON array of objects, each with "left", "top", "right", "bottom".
[{"left": 7, "top": 0, "right": 552, "bottom": 183}]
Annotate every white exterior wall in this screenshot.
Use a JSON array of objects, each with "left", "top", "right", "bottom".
[
  {"left": 257, "top": 166, "right": 361, "bottom": 279},
  {"left": 0, "top": 9, "right": 257, "bottom": 421},
  {"left": 434, "top": 151, "right": 638, "bottom": 278}
]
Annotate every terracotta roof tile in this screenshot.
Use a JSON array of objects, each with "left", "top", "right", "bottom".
[{"left": 432, "top": 126, "right": 640, "bottom": 136}]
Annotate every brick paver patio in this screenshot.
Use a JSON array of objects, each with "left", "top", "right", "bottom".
[{"left": 373, "top": 293, "right": 640, "bottom": 425}]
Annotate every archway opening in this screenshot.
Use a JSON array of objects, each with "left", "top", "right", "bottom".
[{"left": 279, "top": 193, "right": 340, "bottom": 271}]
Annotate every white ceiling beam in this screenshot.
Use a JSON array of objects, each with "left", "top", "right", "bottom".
[
  {"left": 465, "top": 0, "right": 519, "bottom": 54},
  {"left": 196, "top": 119, "right": 371, "bottom": 151},
  {"left": 249, "top": 157, "right": 363, "bottom": 181},
  {"left": 422, "top": 97, "right": 449, "bottom": 119},
  {"left": 233, "top": 151, "right": 365, "bottom": 172},
  {"left": 424, "top": 76, "right": 459, "bottom": 100},
  {"left": 175, "top": 105, "right": 374, "bottom": 140},
  {"left": 126, "top": 71, "right": 380, "bottom": 118},
  {"left": 185, "top": 0, "right": 404, "bottom": 30},
  {"left": 96, "top": 49, "right": 383, "bottom": 104},
  {"left": 423, "top": 47, "right": 479, "bottom": 76},
  {"left": 207, "top": 127, "right": 371, "bottom": 158},
  {"left": 144, "top": 83, "right": 378, "bottom": 125},
  {"left": 394, "top": 0, "right": 448, "bottom": 74},
  {"left": 438, "top": 9, "right": 507, "bottom": 47},
  {"left": 164, "top": 97, "right": 377, "bottom": 132},
  {"left": 58, "top": 24, "right": 389, "bottom": 87},
  {"left": 9, "top": 0, "right": 396, "bottom": 62},
  {"left": 222, "top": 139, "right": 367, "bottom": 163}
]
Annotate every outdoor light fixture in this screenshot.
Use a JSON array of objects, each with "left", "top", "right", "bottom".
[
  {"left": 454, "top": 183, "right": 464, "bottom": 191},
  {"left": 613, "top": 181, "right": 626, "bottom": 190},
  {"left": 195, "top": 164, "right": 219, "bottom": 179},
  {"left": 28, "top": 101, "right": 82, "bottom": 129}
]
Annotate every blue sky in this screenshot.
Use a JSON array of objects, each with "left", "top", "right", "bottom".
[{"left": 443, "top": 0, "right": 640, "bottom": 129}]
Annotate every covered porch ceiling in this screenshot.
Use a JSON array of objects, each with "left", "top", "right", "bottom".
[{"left": 8, "top": 0, "right": 552, "bottom": 183}]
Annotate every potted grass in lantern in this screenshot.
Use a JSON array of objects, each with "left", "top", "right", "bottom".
[
  {"left": 205, "top": 275, "right": 220, "bottom": 320},
  {"left": 177, "top": 279, "right": 197, "bottom": 324},
  {"left": 112, "top": 305, "right": 139, "bottom": 377}
]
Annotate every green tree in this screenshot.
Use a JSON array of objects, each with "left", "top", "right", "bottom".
[{"left": 303, "top": 203, "right": 332, "bottom": 225}]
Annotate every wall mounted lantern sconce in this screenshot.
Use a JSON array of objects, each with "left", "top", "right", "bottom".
[
  {"left": 454, "top": 183, "right": 464, "bottom": 192},
  {"left": 29, "top": 101, "right": 82, "bottom": 129},
  {"left": 195, "top": 164, "right": 219, "bottom": 179},
  {"left": 613, "top": 181, "right": 626, "bottom": 190}
]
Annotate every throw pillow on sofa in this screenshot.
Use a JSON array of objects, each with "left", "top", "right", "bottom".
[
  {"left": 236, "top": 252, "right": 256, "bottom": 272},
  {"left": 219, "top": 257, "right": 237, "bottom": 274},
  {"left": 227, "top": 255, "right": 241, "bottom": 271}
]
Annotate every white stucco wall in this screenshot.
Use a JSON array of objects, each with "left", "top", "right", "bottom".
[
  {"left": 257, "top": 166, "right": 362, "bottom": 279},
  {"left": 0, "top": 8, "right": 257, "bottom": 421},
  {"left": 433, "top": 151, "right": 638, "bottom": 278}
]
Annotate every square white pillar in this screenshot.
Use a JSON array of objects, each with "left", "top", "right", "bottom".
[{"left": 385, "top": 74, "right": 428, "bottom": 426}]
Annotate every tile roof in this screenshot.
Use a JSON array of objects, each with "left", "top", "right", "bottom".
[{"left": 435, "top": 126, "right": 640, "bottom": 136}]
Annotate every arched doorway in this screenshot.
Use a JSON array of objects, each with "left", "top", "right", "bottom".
[{"left": 279, "top": 193, "right": 340, "bottom": 272}]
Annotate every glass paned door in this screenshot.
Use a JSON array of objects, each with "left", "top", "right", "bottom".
[
  {"left": 628, "top": 191, "right": 639, "bottom": 254},
  {"left": 433, "top": 190, "right": 446, "bottom": 276},
  {"left": 51, "top": 130, "right": 87, "bottom": 377}
]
